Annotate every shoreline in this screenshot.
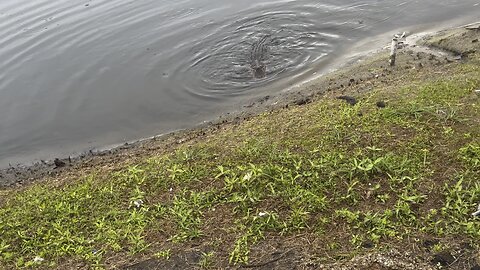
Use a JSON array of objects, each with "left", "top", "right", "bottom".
[
  {"left": 1, "top": 21, "right": 479, "bottom": 189},
  {"left": 0, "top": 23, "right": 479, "bottom": 269}
]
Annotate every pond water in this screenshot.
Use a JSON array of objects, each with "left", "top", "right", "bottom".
[{"left": 0, "top": 0, "right": 479, "bottom": 166}]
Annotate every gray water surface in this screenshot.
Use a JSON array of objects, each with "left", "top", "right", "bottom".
[{"left": 0, "top": 0, "right": 479, "bottom": 166}]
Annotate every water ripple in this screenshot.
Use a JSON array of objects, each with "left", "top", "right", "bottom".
[{"left": 165, "top": 5, "right": 353, "bottom": 99}]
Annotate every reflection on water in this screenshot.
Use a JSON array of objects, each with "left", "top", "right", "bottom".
[{"left": 0, "top": 0, "right": 479, "bottom": 166}]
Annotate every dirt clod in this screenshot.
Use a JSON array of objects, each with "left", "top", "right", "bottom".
[
  {"left": 54, "top": 158, "right": 66, "bottom": 168},
  {"left": 361, "top": 240, "right": 375, "bottom": 249},
  {"left": 422, "top": 239, "right": 439, "bottom": 249},
  {"left": 295, "top": 97, "right": 311, "bottom": 106},
  {"left": 337, "top": 95, "right": 357, "bottom": 106},
  {"left": 376, "top": 101, "right": 387, "bottom": 108},
  {"left": 431, "top": 251, "right": 455, "bottom": 267}
]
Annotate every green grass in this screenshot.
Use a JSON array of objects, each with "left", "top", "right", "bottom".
[{"left": 1, "top": 53, "right": 479, "bottom": 269}]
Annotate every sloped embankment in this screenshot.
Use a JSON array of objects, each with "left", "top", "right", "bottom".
[{"left": 0, "top": 27, "right": 479, "bottom": 269}]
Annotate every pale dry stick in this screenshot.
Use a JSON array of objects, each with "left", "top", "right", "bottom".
[
  {"left": 389, "top": 37, "right": 399, "bottom": 66},
  {"left": 389, "top": 32, "right": 406, "bottom": 66},
  {"left": 472, "top": 203, "right": 480, "bottom": 217}
]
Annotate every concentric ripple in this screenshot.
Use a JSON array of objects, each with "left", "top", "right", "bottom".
[{"left": 167, "top": 5, "right": 351, "bottom": 98}]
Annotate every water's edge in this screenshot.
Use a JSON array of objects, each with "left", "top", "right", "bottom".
[{"left": 1, "top": 20, "right": 478, "bottom": 188}]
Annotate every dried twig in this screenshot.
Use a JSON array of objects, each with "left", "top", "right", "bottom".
[{"left": 390, "top": 32, "right": 406, "bottom": 66}]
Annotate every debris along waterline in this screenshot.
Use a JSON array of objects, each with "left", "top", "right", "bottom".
[{"left": 2, "top": 1, "right": 480, "bottom": 170}]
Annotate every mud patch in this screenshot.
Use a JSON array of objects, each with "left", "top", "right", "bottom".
[
  {"left": 317, "top": 250, "right": 434, "bottom": 270},
  {"left": 124, "top": 250, "right": 203, "bottom": 270}
]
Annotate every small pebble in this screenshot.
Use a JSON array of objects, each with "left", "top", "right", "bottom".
[{"left": 133, "top": 199, "right": 144, "bottom": 208}]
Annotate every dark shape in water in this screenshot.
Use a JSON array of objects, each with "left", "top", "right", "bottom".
[{"left": 250, "top": 35, "right": 269, "bottom": 78}]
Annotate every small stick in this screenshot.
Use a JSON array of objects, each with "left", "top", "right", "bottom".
[
  {"left": 389, "top": 32, "right": 406, "bottom": 66},
  {"left": 389, "top": 37, "right": 399, "bottom": 66},
  {"left": 472, "top": 203, "right": 480, "bottom": 217}
]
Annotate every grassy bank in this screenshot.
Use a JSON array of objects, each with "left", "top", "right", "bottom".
[{"left": 1, "top": 28, "right": 479, "bottom": 269}]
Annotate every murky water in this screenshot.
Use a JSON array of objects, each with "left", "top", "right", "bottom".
[{"left": 0, "top": 0, "right": 479, "bottom": 166}]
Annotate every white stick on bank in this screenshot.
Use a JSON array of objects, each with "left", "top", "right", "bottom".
[{"left": 389, "top": 32, "right": 406, "bottom": 66}]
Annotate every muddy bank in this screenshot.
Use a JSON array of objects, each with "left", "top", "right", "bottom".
[
  {"left": 3, "top": 0, "right": 480, "bottom": 168},
  {"left": 123, "top": 245, "right": 479, "bottom": 270},
  {"left": 1, "top": 23, "right": 479, "bottom": 189}
]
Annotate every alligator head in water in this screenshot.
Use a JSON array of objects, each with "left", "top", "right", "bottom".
[
  {"left": 251, "top": 59, "right": 266, "bottom": 78},
  {"left": 250, "top": 35, "right": 269, "bottom": 79}
]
